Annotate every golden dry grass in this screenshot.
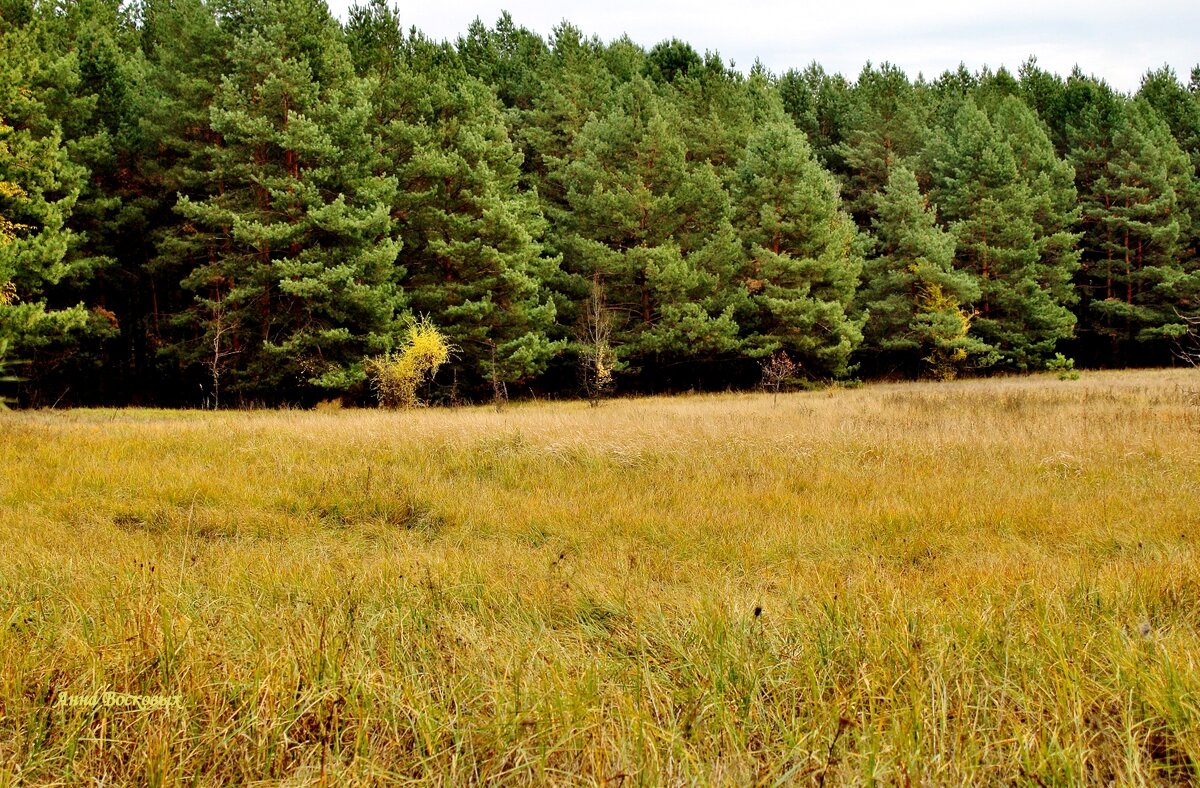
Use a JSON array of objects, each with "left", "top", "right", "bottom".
[{"left": 1, "top": 369, "right": 1199, "bottom": 785}]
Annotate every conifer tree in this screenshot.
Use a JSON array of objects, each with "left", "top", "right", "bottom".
[
  {"left": 511, "top": 21, "right": 624, "bottom": 315},
  {"left": 558, "top": 77, "right": 745, "bottom": 382},
  {"left": 643, "top": 39, "right": 703, "bottom": 85},
  {"left": 121, "top": 0, "right": 235, "bottom": 403},
  {"left": 988, "top": 95, "right": 1081, "bottom": 328},
  {"left": 499, "top": 23, "right": 633, "bottom": 383},
  {"left": 732, "top": 122, "right": 863, "bottom": 376},
  {"left": 26, "top": 0, "right": 158, "bottom": 402},
  {"left": 395, "top": 73, "right": 563, "bottom": 386},
  {"left": 1017, "top": 58, "right": 1069, "bottom": 153},
  {"left": 348, "top": 1, "right": 563, "bottom": 388},
  {"left": 161, "top": 0, "right": 402, "bottom": 403},
  {"left": 776, "top": 64, "right": 853, "bottom": 170},
  {"left": 514, "top": 22, "right": 618, "bottom": 188},
  {"left": 925, "top": 98, "right": 1076, "bottom": 368},
  {"left": 0, "top": 8, "right": 94, "bottom": 381},
  {"left": 859, "top": 165, "right": 985, "bottom": 376},
  {"left": 1080, "top": 99, "right": 1195, "bottom": 363},
  {"left": 834, "top": 62, "right": 930, "bottom": 227},
  {"left": 1062, "top": 74, "right": 1125, "bottom": 362},
  {"left": 1138, "top": 67, "right": 1200, "bottom": 173},
  {"left": 1138, "top": 67, "right": 1200, "bottom": 334},
  {"left": 667, "top": 58, "right": 787, "bottom": 177},
  {"left": 456, "top": 12, "right": 548, "bottom": 111}
]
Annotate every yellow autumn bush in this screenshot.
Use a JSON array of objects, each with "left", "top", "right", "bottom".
[{"left": 366, "top": 317, "right": 453, "bottom": 408}]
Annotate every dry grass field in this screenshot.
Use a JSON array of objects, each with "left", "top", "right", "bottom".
[{"left": 1, "top": 369, "right": 1199, "bottom": 785}]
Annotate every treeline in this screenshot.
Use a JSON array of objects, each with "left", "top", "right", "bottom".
[{"left": 1, "top": 0, "right": 1198, "bottom": 406}]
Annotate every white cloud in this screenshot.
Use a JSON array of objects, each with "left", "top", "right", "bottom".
[{"left": 329, "top": 0, "right": 1199, "bottom": 92}]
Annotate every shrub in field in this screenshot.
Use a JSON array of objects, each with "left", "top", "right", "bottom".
[
  {"left": 579, "top": 281, "right": 617, "bottom": 406},
  {"left": 366, "top": 318, "right": 453, "bottom": 408},
  {"left": 916, "top": 278, "right": 982, "bottom": 380},
  {"left": 760, "top": 351, "right": 799, "bottom": 404},
  {"left": 1047, "top": 353, "right": 1080, "bottom": 380}
]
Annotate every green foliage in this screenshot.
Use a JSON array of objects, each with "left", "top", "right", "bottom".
[
  {"left": 347, "top": 5, "right": 564, "bottom": 392},
  {"left": 3, "top": 1, "right": 1199, "bottom": 402},
  {"left": 859, "top": 165, "right": 987, "bottom": 377},
  {"left": 0, "top": 10, "right": 113, "bottom": 403},
  {"left": 776, "top": 64, "right": 853, "bottom": 170},
  {"left": 833, "top": 62, "right": 930, "bottom": 225},
  {"left": 0, "top": 21, "right": 87, "bottom": 295},
  {"left": 455, "top": 12, "right": 548, "bottom": 108},
  {"left": 158, "top": 0, "right": 403, "bottom": 402},
  {"left": 558, "top": 77, "right": 746, "bottom": 377},
  {"left": 923, "top": 97, "right": 1077, "bottom": 369},
  {"left": 1072, "top": 94, "right": 1196, "bottom": 364},
  {"left": 366, "top": 317, "right": 453, "bottom": 408},
  {"left": 643, "top": 39, "right": 703, "bottom": 85},
  {"left": 0, "top": 130, "right": 29, "bottom": 246},
  {"left": 732, "top": 122, "right": 864, "bottom": 376},
  {"left": 1046, "top": 352, "right": 1080, "bottom": 380}
]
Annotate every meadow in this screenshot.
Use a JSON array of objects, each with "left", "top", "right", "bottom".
[{"left": 1, "top": 369, "right": 1198, "bottom": 785}]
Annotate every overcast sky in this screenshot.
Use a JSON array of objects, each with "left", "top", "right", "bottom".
[{"left": 328, "top": 0, "right": 1198, "bottom": 93}]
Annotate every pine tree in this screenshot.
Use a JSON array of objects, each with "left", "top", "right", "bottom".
[
  {"left": 1081, "top": 99, "right": 1194, "bottom": 363},
  {"left": 859, "top": 165, "right": 985, "bottom": 376},
  {"left": 160, "top": 0, "right": 402, "bottom": 403},
  {"left": 1138, "top": 67, "right": 1200, "bottom": 174},
  {"left": 348, "top": 1, "right": 563, "bottom": 389},
  {"left": 666, "top": 56, "right": 786, "bottom": 176},
  {"left": 26, "top": 0, "right": 156, "bottom": 403},
  {"left": 496, "top": 24, "right": 638, "bottom": 389},
  {"left": 1062, "top": 74, "right": 1125, "bottom": 363},
  {"left": 776, "top": 64, "right": 854, "bottom": 170},
  {"left": 833, "top": 62, "right": 930, "bottom": 227},
  {"left": 731, "top": 122, "right": 863, "bottom": 376},
  {"left": 642, "top": 39, "right": 703, "bottom": 85},
  {"left": 558, "top": 77, "right": 745, "bottom": 384},
  {"left": 0, "top": 7, "right": 94, "bottom": 387},
  {"left": 514, "top": 22, "right": 618, "bottom": 189},
  {"left": 1017, "top": 58, "right": 1070, "bottom": 153},
  {"left": 124, "top": 0, "right": 234, "bottom": 404},
  {"left": 1138, "top": 66, "right": 1200, "bottom": 338},
  {"left": 988, "top": 95, "right": 1081, "bottom": 333},
  {"left": 456, "top": 12, "right": 547, "bottom": 111},
  {"left": 510, "top": 22, "right": 624, "bottom": 329},
  {"left": 924, "top": 98, "right": 1076, "bottom": 368}
]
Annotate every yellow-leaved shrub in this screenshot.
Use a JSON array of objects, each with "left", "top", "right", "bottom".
[{"left": 366, "top": 318, "right": 453, "bottom": 408}]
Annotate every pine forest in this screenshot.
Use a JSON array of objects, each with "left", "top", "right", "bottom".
[{"left": 2, "top": 0, "right": 1198, "bottom": 406}]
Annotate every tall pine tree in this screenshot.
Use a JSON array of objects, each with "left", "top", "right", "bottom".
[
  {"left": 1080, "top": 99, "right": 1194, "bottom": 363},
  {"left": 924, "top": 97, "right": 1076, "bottom": 368},
  {"left": 159, "top": 0, "right": 402, "bottom": 404},
  {"left": 0, "top": 6, "right": 95, "bottom": 394},
  {"left": 858, "top": 164, "right": 985, "bottom": 377},
  {"left": 732, "top": 122, "right": 864, "bottom": 376},
  {"left": 348, "top": 1, "right": 563, "bottom": 389},
  {"left": 833, "top": 62, "right": 930, "bottom": 227},
  {"left": 558, "top": 77, "right": 745, "bottom": 386}
]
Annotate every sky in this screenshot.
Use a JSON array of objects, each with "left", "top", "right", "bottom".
[{"left": 327, "top": 0, "right": 1199, "bottom": 93}]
